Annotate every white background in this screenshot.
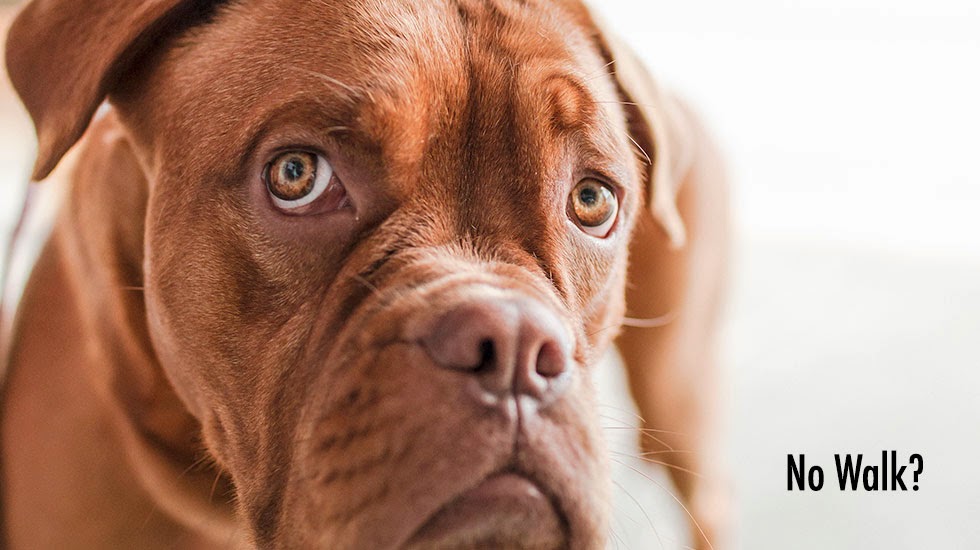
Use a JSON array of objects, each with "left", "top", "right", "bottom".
[
  {"left": 588, "top": 1, "right": 980, "bottom": 549},
  {"left": 3, "top": 2, "right": 980, "bottom": 549}
]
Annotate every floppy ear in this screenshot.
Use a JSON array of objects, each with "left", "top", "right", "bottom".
[
  {"left": 583, "top": 10, "right": 694, "bottom": 248},
  {"left": 4, "top": 0, "right": 210, "bottom": 181}
]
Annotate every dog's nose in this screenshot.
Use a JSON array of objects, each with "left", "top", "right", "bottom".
[{"left": 421, "top": 296, "right": 571, "bottom": 404}]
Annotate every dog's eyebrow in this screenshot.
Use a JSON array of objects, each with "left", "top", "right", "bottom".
[
  {"left": 297, "top": 69, "right": 371, "bottom": 105},
  {"left": 538, "top": 71, "right": 599, "bottom": 134},
  {"left": 241, "top": 91, "right": 379, "bottom": 157},
  {"left": 248, "top": 67, "right": 374, "bottom": 134}
]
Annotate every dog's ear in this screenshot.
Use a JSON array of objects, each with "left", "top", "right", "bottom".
[
  {"left": 581, "top": 9, "right": 693, "bottom": 248},
  {"left": 5, "top": 0, "right": 210, "bottom": 181}
]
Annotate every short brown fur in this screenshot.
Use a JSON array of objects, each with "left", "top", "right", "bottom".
[{"left": 2, "top": 1, "right": 729, "bottom": 548}]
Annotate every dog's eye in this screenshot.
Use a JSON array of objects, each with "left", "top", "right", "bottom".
[
  {"left": 569, "top": 178, "right": 618, "bottom": 237},
  {"left": 264, "top": 151, "right": 346, "bottom": 212}
]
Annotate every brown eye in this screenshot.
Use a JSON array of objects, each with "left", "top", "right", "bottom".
[
  {"left": 264, "top": 151, "right": 335, "bottom": 210},
  {"left": 570, "top": 178, "right": 618, "bottom": 237}
]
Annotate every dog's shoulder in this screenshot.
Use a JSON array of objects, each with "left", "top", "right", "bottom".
[{"left": 0, "top": 107, "right": 131, "bottom": 383}]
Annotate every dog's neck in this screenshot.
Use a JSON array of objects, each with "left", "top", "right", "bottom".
[{"left": 2, "top": 111, "right": 240, "bottom": 547}]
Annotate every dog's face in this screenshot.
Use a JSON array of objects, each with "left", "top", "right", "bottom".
[{"left": 7, "top": 0, "right": 682, "bottom": 547}]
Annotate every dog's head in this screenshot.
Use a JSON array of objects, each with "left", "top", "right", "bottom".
[{"left": 7, "top": 0, "right": 689, "bottom": 547}]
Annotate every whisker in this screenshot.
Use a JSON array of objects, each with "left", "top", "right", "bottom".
[
  {"left": 621, "top": 312, "right": 677, "bottom": 328},
  {"left": 596, "top": 100, "right": 659, "bottom": 110},
  {"left": 612, "top": 501, "right": 644, "bottom": 531},
  {"left": 611, "top": 450, "right": 704, "bottom": 479},
  {"left": 209, "top": 467, "right": 227, "bottom": 504},
  {"left": 626, "top": 133, "right": 652, "bottom": 166},
  {"left": 587, "top": 311, "right": 677, "bottom": 337},
  {"left": 608, "top": 518, "right": 627, "bottom": 550},
  {"left": 588, "top": 322, "right": 624, "bottom": 337},
  {"left": 612, "top": 478, "right": 665, "bottom": 550},
  {"left": 638, "top": 449, "right": 696, "bottom": 457},
  {"left": 138, "top": 501, "right": 161, "bottom": 534},
  {"left": 140, "top": 454, "right": 213, "bottom": 536},
  {"left": 636, "top": 430, "right": 676, "bottom": 453},
  {"left": 176, "top": 452, "right": 214, "bottom": 479},
  {"left": 616, "top": 461, "right": 714, "bottom": 550},
  {"left": 598, "top": 406, "right": 649, "bottom": 426},
  {"left": 607, "top": 440, "right": 695, "bottom": 458},
  {"left": 299, "top": 68, "right": 364, "bottom": 100},
  {"left": 599, "top": 414, "right": 677, "bottom": 452},
  {"left": 583, "top": 60, "right": 616, "bottom": 82},
  {"left": 601, "top": 425, "right": 689, "bottom": 436},
  {"left": 599, "top": 414, "right": 638, "bottom": 431}
]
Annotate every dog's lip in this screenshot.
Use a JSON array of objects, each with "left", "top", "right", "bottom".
[{"left": 402, "top": 471, "right": 568, "bottom": 549}]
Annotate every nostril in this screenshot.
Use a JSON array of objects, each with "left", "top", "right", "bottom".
[
  {"left": 534, "top": 340, "right": 567, "bottom": 379},
  {"left": 417, "top": 294, "right": 572, "bottom": 404},
  {"left": 420, "top": 303, "right": 515, "bottom": 373},
  {"left": 476, "top": 339, "right": 496, "bottom": 373}
]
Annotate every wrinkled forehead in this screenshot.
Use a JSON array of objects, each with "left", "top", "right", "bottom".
[{"left": 146, "top": 0, "right": 627, "bottom": 168}]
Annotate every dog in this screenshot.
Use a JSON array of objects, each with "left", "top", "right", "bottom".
[{"left": 0, "top": 0, "right": 729, "bottom": 548}]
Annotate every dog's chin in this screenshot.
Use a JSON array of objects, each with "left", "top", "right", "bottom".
[{"left": 404, "top": 472, "right": 567, "bottom": 550}]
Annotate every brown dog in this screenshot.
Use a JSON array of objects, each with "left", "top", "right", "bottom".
[{"left": 1, "top": 0, "right": 729, "bottom": 548}]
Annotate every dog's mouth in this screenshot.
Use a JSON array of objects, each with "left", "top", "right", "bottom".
[
  {"left": 403, "top": 470, "right": 568, "bottom": 549},
  {"left": 279, "top": 278, "right": 606, "bottom": 548}
]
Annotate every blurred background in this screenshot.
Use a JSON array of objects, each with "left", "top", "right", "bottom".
[{"left": 2, "top": 1, "right": 978, "bottom": 549}]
